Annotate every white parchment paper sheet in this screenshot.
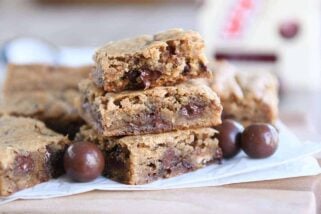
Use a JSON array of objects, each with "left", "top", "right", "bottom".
[{"left": 1, "top": 122, "right": 321, "bottom": 205}]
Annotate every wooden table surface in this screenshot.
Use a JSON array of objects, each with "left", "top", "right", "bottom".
[{"left": 1, "top": 90, "right": 320, "bottom": 214}]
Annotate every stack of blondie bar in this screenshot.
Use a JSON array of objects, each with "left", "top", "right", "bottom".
[{"left": 78, "top": 29, "right": 224, "bottom": 184}]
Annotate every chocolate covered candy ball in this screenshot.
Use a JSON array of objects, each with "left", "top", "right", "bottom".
[
  {"left": 241, "top": 124, "right": 278, "bottom": 159},
  {"left": 64, "top": 141, "right": 105, "bottom": 182},
  {"left": 215, "top": 119, "right": 244, "bottom": 159}
]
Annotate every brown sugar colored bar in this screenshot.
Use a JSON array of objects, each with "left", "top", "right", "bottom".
[
  {"left": 0, "top": 116, "right": 70, "bottom": 196},
  {"left": 3, "top": 64, "right": 91, "bottom": 94},
  {"left": 2, "top": 64, "right": 91, "bottom": 138},
  {"left": 76, "top": 126, "right": 222, "bottom": 185},
  {"left": 79, "top": 79, "right": 222, "bottom": 137},
  {"left": 209, "top": 60, "right": 278, "bottom": 126},
  {"left": 1, "top": 90, "right": 85, "bottom": 139},
  {"left": 92, "top": 28, "right": 210, "bottom": 92}
]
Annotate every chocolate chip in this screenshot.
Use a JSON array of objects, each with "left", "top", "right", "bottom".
[
  {"left": 110, "top": 144, "right": 130, "bottom": 159},
  {"left": 126, "top": 69, "right": 161, "bottom": 90},
  {"left": 162, "top": 149, "right": 179, "bottom": 169},
  {"left": 127, "top": 70, "right": 145, "bottom": 89},
  {"left": 149, "top": 112, "right": 166, "bottom": 129},
  {"left": 140, "top": 69, "right": 161, "bottom": 89},
  {"left": 147, "top": 163, "right": 157, "bottom": 170},
  {"left": 147, "top": 108, "right": 171, "bottom": 130},
  {"left": 14, "top": 154, "right": 34, "bottom": 175},
  {"left": 180, "top": 101, "right": 205, "bottom": 118},
  {"left": 104, "top": 144, "right": 130, "bottom": 181},
  {"left": 166, "top": 45, "right": 176, "bottom": 55},
  {"left": 199, "top": 62, "right": 208, "bottom": 72},
  {"left": 182, "top": 160, "right": 193, "bottom": 169},
  {"left": 45, "top": 145, "right": 67, "bottom": 178},
  {"left": 183, "top": 63, "right": 191, "bottom": 75}
]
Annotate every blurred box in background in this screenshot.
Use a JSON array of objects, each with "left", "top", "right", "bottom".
[{"left": 198, "top": 0, "right": 321, "bottom": 91}]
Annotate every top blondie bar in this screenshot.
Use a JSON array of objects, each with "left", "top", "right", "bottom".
[{"left": 92, "top": 28, "right": 210, "bottom": 92}]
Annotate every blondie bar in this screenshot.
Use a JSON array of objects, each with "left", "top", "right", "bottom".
[
  {"left": 2, "top": 64, "right": 91, "bottom": 138},
  {"left": 79, "top": 79, "right": 222, "bottom": 137},
  {"left": 209, "top": 60, "right": 278, "bottom": 125},
  {"left": 1, "top": 90, "right": 84, "bottom": 138},
  {"left": 0, "top": 116, "right": 70, "bottom": 196},
  {"left": 3, "top": 64, "right": 91, "bottom": 94},
  {"left": 76, "top": 126, "right": 222, "bottom": 185},
  {"left": 93, "top": 28, "right": 210, "bottom": 92}
]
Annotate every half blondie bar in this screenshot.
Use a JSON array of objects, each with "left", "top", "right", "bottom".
[
  {"left": 1, "top": 90, "right": 83, "bottom": 138},
  {"left": 209, "top": 60, "right": 278, "bottom": 125},
  {"left": 93, "top": 28, "right": 210, "bottom": 92},
  {"left": 76, "top": 126, "right": 222, "bottom": 185},
  {"left": 3, "top": 64, "right": 91, "bottom": 94},
  {"left": 0, "top": 116, "right": 70, "bottom": 196},
  {"left": 2, "top": 64, "right": 91, "bottom": 138}
]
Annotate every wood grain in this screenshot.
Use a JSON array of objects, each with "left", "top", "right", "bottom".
[{"left": 1, "top": 188, "right": 316, "bottom": 214}]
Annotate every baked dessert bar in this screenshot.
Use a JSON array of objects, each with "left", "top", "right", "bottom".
[
  {"left": 76, "top": 126, "right": 222, "bottom": 185},
  {"left": 92, "top": 28, "right": 210, "bottom": 92},
  {"left": 0, "top": 116, "right": 70, "bottom": 196},
  {"left": 79, "top": 79, "right": 222, "bottom": 137},
  {"left": 1, "top": 90, "right": 84, "bottom": 138},
  {"left": 2, "top": 64, "right": 91, "bottom": 138},
  {"left": 209, "top": 60, "right": 278, "bottom": 125},
  {"left": 3, "top": 64, "right": 91, "bottom": 94}
]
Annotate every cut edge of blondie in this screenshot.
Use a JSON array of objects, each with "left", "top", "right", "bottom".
[{"left": 79, "top": 79, "right": 223, "bottom": 137}]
